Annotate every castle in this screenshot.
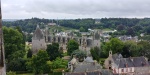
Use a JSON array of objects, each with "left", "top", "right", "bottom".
[{"left": 32, "top": 25, "right": 101, "bottom": 55}]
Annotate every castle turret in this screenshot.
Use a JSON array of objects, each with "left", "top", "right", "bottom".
[{"left": 32, "top": 25, "right": 46, "bottom": 54}]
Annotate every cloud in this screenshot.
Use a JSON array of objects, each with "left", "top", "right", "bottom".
[{"left": 2, "top": 0, "right": 150, "bottom": 19}]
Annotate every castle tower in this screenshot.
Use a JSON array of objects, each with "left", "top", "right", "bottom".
[
  {"left": 93, "top": 31, "right": 100, "bottom": 48},
  {"left": 32, "top": 25, "right": 47, "bottom": 54},
  {"left": 0, "top": 0, "right": 6, "bottom": 74}
]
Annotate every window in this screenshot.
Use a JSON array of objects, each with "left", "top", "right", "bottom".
[
  {"left": 126, "top": 68, "right": 128, "bottom": 72},
  {"left": 109, "top": 60, "right": 111, "bottom": 64},
  {"left": 122, "top": 69, "right": 124, "bottom": 72},
  {"left": 130, "top": 68, "right": 132, "bottom": 72}
]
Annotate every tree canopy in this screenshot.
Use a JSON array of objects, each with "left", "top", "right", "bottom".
[
  {"left": 46, "top": 43, "right": 62, "bottom": 61},
  {"left": 67, "top": 39, "right": 79, "bottom": 55},
  {"left": 27, "top": 50, "right": 50, "bottom": 74},
  {"left": 90, "top": 47, "right": 100, "bottom": 62},
  {"left": 101, "top": 38, "right": 124, "bottom": 57},
  {"left": 3, "top": 26, "right": 25, "bottom": 60}
]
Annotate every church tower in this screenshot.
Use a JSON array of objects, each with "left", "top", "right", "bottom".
[{"left": 0, "top": 0, "right": 6, "bottom": 74}]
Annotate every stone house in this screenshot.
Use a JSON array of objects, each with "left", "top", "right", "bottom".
[{"left": 104, "top": 51, "right": 150, "bottom": 75}]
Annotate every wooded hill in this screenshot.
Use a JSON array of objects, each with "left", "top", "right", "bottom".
[{"left": 2, "top": 18, "right": 150, "bottom": 36}]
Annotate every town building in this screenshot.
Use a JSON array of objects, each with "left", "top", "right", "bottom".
[
  {"left": 104, "top": 51, "right": 150, "bottom": 75},
  {"left": 64, "top": 56, "right": 113, "bottom": 75}
]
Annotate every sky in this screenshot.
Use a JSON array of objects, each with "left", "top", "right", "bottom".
[{"left": 2, "top": 0, "right": 150, "bottom": 19}]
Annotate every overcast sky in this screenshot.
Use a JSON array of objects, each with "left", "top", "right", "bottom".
[{"left": 2, "top": 0, "right": 150, "bottom": 19}]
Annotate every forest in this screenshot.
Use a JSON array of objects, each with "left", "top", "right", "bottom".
[{"left": 2, "top": 17, "right": 150, "bottom": 36}]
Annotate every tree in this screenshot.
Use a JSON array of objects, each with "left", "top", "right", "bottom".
[
  {"left": 72, "top": 50, "right": 86, "bottom": 62},
  {"left": 116, "top": 24, "right": 125, "bottom": 31},
  {"left": 7, "top": 58, "right": 27, "bottom": 71},
  {"left": 27, "top": 50, "right": 50, "bottom": 74},
  {"left": 101, "top": 38, "right": 124, "bottom": 57},
  {"left": 145, "top": 26, "right": 150, "bottom": 34},
  {"left": 121, "top": 41, "right": 140, "bottom": 58},
  {"left": 126, "top": 27, "right": 134, "bottom": 36},
  {"left": 79, "top": 27, "right": 85, "bottom": 32},
  {"left": 27, "top": 49, "right": 32, "bottom": 58},
  {"left": 67, "top": 39, "right": 79, "bottom": 55},
  {"left": 3, "top": 26, "right": 25, "bottom": 60},
  {"left": 137, "top": 41, "right": 150, "bottom": 60},
  {"left": 46, "top": 43, "right": 62, "bottom": 61},
  {"left": 52, "top": 57, "right": 67, "bottom": 70},
  {"left": 90, "top": 47, "right": 100, "bottom": 62}
]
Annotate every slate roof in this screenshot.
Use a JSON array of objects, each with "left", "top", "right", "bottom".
[
  {"left": 112, "top": 53, "right": 123, "bottom": 61},
  {"left": 113, "top": 56, "right": 149, "bottom": 68},
  {"left": 73, "top": 63, "right": 101, "bottom": 72},
  {"left": 101, "top": 69, "right": 113, "bottom": 75},
  {"left": 65, "top": 71, "right": 101, "bottom": 75},
  {"left": 131, "top": 56, "right": 149, "bottom": 67},
  {"left": 65, "top": 70, "right": 113, "bottom": 75},
  {"left": 118, "top": 58, "right": 134, "bottom": 68},
  {"left": 84, "top": 56, "right": 94, "bottom": 63},
  {"left": 33, "top": 25, "right": 44, "bottom": 39}
]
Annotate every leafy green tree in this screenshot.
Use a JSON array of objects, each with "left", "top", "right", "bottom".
[
  {"left": 27, "top": 49, "right": 32, "bottom": 58},
  {"left": 52, "top": 57, "right": 67, "bottom": 69},
  {"left": 27, "top": 50, "right": 50, "bottom": 74},
  {"left": 7, "top": 58, "right": 27, "bottom": 71},
  {"left": 15, "top": 26, "right": 26, "bottom": 46},
  {"left": 72, "top": 50, "right": 86, "bottom": 62},
  {"left": 90, "top": 47, "right": 100, "bottom": 62},
  {"left": 121, "top": 41, "right": 140, "bottom": 58},
  {"left": 46, "top": 43, "right": 62, "bottom": 61},
  {"left": 79, "top": 27, "right": 85, "bottom": 32},
  {"left": 67, "top": 39, "right": 79, "bottom": 55},
  {"left": 116, "top": 24, "right": 125, "bottom": 31},
  {"left": 145, "top": 26, "right": 150, "bottom": 34},
  {"left": 137, "top": 41, "right": 150, "bottom": 60},
  {"left": 126, "top": 27, "right": 134, "bottom": 36},
  {"left": 26, "top": 33, "right": 32, "bottom": 42},
  {"left": 101, "top": 38, "right": 124, "bottom": 57},
  {"left": 3, "top": 26, "right": 25, "bottom": 60}
]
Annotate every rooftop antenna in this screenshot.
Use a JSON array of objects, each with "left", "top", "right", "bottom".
[
  {"left": 52, "top": 19, "right": 53, "bottom": 23},
  {"left": 57, "top": 17, "right": 60, "bottom": 27}
]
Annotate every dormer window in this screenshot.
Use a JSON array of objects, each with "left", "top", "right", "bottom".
[{"left": 122, "top": 69, "right": 124, "bottom": 72}]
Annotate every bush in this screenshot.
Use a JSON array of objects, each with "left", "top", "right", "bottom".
[{"left": 7, "top": 71, "right": 16, "bottom": 75}]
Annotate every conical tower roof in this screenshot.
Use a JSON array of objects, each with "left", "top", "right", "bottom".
[{"left": 33, "top": 25, "right": 44, "bottom": 39}]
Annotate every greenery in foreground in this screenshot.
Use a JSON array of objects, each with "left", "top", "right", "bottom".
[{"left": 3, "top": 26, "right": 68, "bottom": 75}]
